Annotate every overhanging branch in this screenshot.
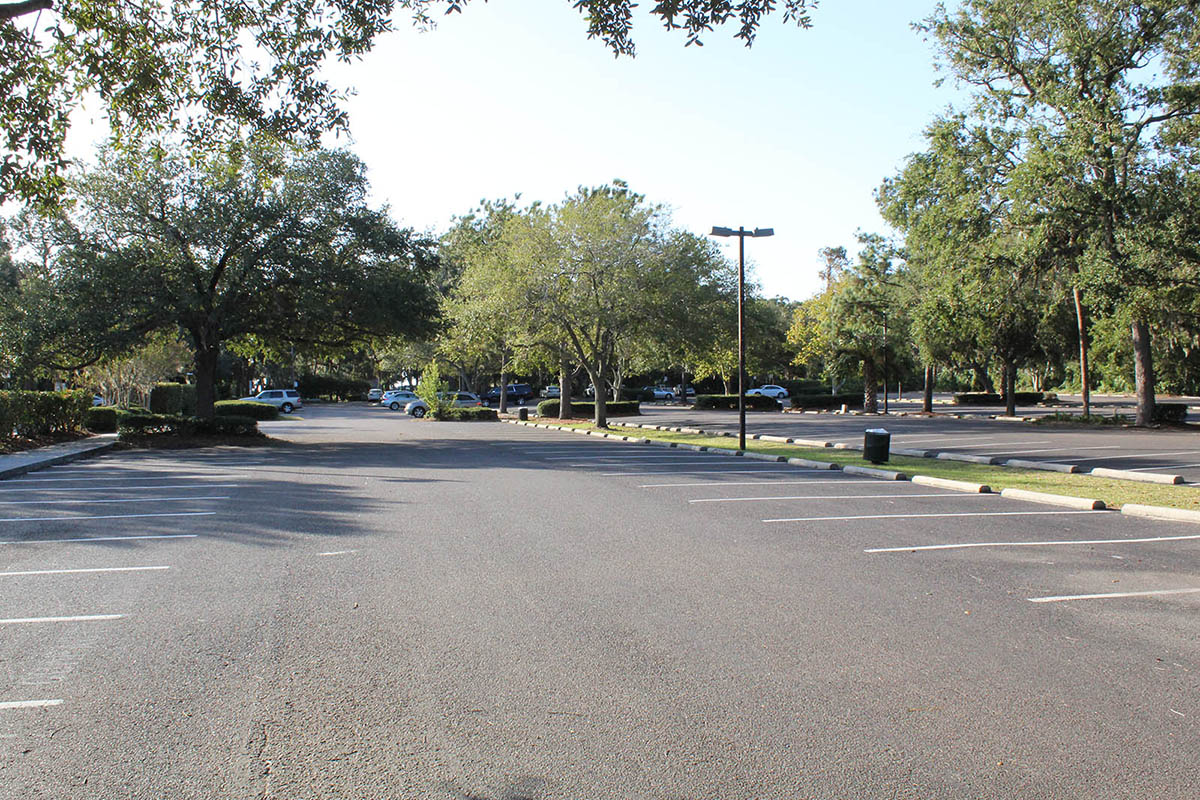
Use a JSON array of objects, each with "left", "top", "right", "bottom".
[{"left": 0, "top": 0, "right": 53, "bottom": 22}]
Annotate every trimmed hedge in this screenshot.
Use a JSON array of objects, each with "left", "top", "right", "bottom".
[
  {"left": 1153, "top": 403, "right": 1188, "bottom": 424},
  {"left": 778, "top": 379, "right": 829, "bottom": 396},
  {"left": 0, "top": 390, "right": 92, "bottom": 436},
  {"left": 149, "top": 382, "right": 184, "bottom": 415},
  {"left": 789, "top": 393, "right": 864, "bottom": 410},
  {"left": 536, "top": 400, "right": 641, "bottom": 417},
  {"left": 433, "top": 406, "right": 499, "bottom": 422},
  {"left": 298, "top": 374, "right": 371, "bottom": 401},
  {"left": 954, "top": 392, "right": 1046, "bottom": 405},
  {"left": 214, "top": 400, "right": 280, "bottom": 420},
  {"left": 116, "top": 411, "right": 260, "bottom": 437},
  {"left": 85, "top": 406, "right": 118, "bottom": 433},
  {"left": 694, "top": 394, "right": 781, "bottom": 411}
]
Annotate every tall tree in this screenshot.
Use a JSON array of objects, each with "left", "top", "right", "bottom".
[
  {"left": 922, "top": 0, "right": 1200, "bottom": 424},
  {"left": 35, "top": 136, "right": 438, "bottom": 416}
]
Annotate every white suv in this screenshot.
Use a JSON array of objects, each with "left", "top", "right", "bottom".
[{"left": 240, "top": 389, "right": 303, "bottom": 413}]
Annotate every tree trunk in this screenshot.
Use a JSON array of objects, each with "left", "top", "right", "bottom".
[
  {"left": 558, "top": 351, "right": 571, "bottom": 420},
  {"left": 1003, "top": 358, "right": 1016, "bottom": 418},
  {"left": 722, "top": 377, "right": 731, "bottom": 395},
  {"left": 922, "top": 365, "right": 933, "bottom": 413},
  {"left": 1073, "top": 287, "right": 1091, "bottom": 417},
  {"left": 498, "top": 368, "right": 508, "bottom": 414},
  {"left": 1131, "top": 318, "right": 1156, "bottom": 426},
  {"left": 194, "top": 344, "right": 220, "bottom": 419},
  {"left": 862, "top": 358, "right": 878, "bottom": 414}
]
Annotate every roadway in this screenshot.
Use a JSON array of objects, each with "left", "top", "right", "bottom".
[{"left": 1, "top": 404, "right": 1197, "bottom": 798}]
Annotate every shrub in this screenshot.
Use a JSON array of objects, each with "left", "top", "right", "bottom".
[
  {"left": 298, "top": 373, "right": 371, "bottom": 401},
  {"left": 0, "top": 390, "right": 91, "bottom": 436},
  {"left": 214, "top": 400, "right": 279, "bottom": 420},
  {"left": 789, "top": 393, "right": 864, "bottom": 410},
  {"left": 694, "top": 394, "right": 781, "bottom": 411},
  {"left": 537, "top": 400, "right": 640, "bottom": 417},
  {"left": 117, "top": 411, "right": 184, "bottom": 435},
  {"left": 86, "top": 406, "right": 118, "bottom": 433},
  {"left": 954, "top": 392, "right": 1046, "bottom": 406},
  {"left": 149, "top": 382, "right": 184, "bottom": 415},
  {"left": 1153, "top": 403, "right": 1188, "bottom": 424},
  {"left": 180, "top": 384, "right": 198, "bottom": 416},
  {"left": 117, "top": 412, "right": 260, "bottom": 437},
  {"left": 433, "top": 406, "right": 499, "bottom": 422},
  {"left": 192, "top": 415, "right": 260, "bottom": 436},
  {"left": 778, "top": 379, "right": 828, "bottom": 396}
]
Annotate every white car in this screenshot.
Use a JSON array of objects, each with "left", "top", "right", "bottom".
[
  {"left": 238, "top": 389, "right": 303, "bottom": 413},
  {"left": 643, "top": 386, "right": 675, "bottom": 401},
  {"left": 381, "top": 389, "right": 419, "bottom": 410},
  {"left": 746, "top": 385, "right": 789, "bottom": 399},
  {"left": 542, "top": 385, "right": 561, "bottom": 399},
  {"left": 367, "top": 388, "right": 383, "bottom": 402}
]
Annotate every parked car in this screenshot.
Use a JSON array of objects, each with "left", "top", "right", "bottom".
[
  {"left": 367, "top": 388, "right": 383, "bottom": 402},
  {"left": 672, "top": 386, "right": 697, "bottom": 399},
  {"left": 542, "top": 385, "right": 561, "bottom": 399},
  {"left": 382, "top": 389, "right": 419, "bottom": 410},
  {"left": 643, "top": 386, "right": 675, "bottom": 401},
  {"left": 746, "top": 384, "right": 789, "bottom": 399},
  {"left": 405, "top": 391, "right": 483, "bottom": 418},
  {"left": 483, "top": 383, "right": 535, "bottom": 405},
  {"left": 238, "top": 389, "right": 303, "bottom": 413}
]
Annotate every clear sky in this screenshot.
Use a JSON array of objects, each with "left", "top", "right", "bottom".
[{"left": 321, "top": 0, "right": 962, "bottom": 303}]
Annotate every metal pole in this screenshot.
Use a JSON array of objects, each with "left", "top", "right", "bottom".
[
  {"left": 882, "top": 314, "right": 888, "bottom": 415},
  {"left": 738, "top": 228, "right": 746, "bottom": 452}
]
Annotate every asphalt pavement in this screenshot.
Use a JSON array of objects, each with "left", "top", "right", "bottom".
[{"left": 1, "top": 404, "right": 1197, "bottom": 798}]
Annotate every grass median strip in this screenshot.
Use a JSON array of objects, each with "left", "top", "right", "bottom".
[{"left": 518, "top": 420, "right": 1200, "bottom": 512}]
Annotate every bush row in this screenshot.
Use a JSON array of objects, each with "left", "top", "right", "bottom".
[
  {"left": 954, "top": 392, "right": 1047, "bottom": 405},
  {"left": 0, "top": 390, "right": 92, "bottom": 436},
  {"left": 298, "top": 374, "right": 370, "bottom": 401},
  {"left": 116, "top": 412, "right": 260, "bottom": 437},
  {"left": 214, "top": 400, "right": 280, "bottom": 420},
  {"left": 693, "top": 394, "right": 781, "bottom": 411},
  {"left": 1152, "top": 403, "right": 1188, "bottom": 424},
  {"left": 149, "top": 382, "right": 197, "bottom": 415},
  {"left": 536, "top": 400, "right": 641, "bottom": 417},
  {"left": 433, "top": 406, "right": 499, "bottom": 422},
  {"left": 789, "top": 393, "right": 865, "bottom": 410}
]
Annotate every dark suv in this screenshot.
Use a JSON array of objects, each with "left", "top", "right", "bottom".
[{"left": 483, "top": 383, "right": 535, "bottom": 405}]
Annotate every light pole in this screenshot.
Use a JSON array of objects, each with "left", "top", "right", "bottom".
[{"left": 710, "top": 225, "right": 774, "bottom": 452}]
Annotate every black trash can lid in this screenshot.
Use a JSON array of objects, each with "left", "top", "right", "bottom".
[{"left": 866, "top": 428, "right": 889, "bottom": 434}]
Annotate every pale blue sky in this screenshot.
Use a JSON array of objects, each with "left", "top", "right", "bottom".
[{"left": 326, "top": 0, "right": 963, "bottom": 302}]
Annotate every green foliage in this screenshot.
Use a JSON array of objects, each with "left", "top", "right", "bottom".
[
  {"left": 693, "top": 394, "right": 781, "bottom": 411},
  {"left": 416, "top": 361, "right": 452, "bottom": 417},
  {"left": 85, "top": 406, "right": 118, "bottom": 433},
  {"left": 0, "top": 389, "right": 91, "bottom": 436},
  {"left": 537, "top": 400, "right": 641, "bottom": 417},
  {"left": 787, "top": 393, "right": 864, "bottom": 410},
  {"left": 1152, "top": 403, "right": 1188, "bottom": 425},
  {"left": 213, "top": 400, "right": 279, "bottom": 420},
  {"left": 149, "top": 383, "right": 184, "bottom": 415},
  {"left": 116, "top": 411, "right": 260, "bottom": 437},
  {"left": 432, "top": 406, "right": 498, "bottom": 422},
  {"left": 954, "top": 392, "right": 1046, "bottom": 406},
  {"left": 298, "top": 374, "right": 370, "bottom": 401}
]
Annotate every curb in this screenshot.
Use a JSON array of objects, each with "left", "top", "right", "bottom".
[
  {"left": 1002, "top": 459, "right": 1078, "bottom": 473},
  {"left": 999, "top": 487, "right": 1105, "bottom": 510},
  {"left": 787, "top": 457, "right": 838, "bottom": 470},
  {"left": 1089, "top": 467, "right": 1184, "bottom": 485},
  {"left": 1120, "top": 504, "right": 1200, "bottom": 524},
  {"left": 844, "top": 465, "right": 907, "bottom": 480},
  {"left": 0, "top": 436, "right": 118, "bottom": 480},
  {"left": 935, "top": 452, "right": 1001, "bottom": 465},
  {"left": 911, "top": 475, "right": 991, "bottom": 493}
]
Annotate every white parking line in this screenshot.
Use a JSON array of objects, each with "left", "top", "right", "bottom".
[
  {"left": 0, "top": 566, "right": 170, "bottom": 577},
  {"left": 1069, "top": 450, "right": 1200, "bottom": 462},
  {"left": 1128, "top": 462, "right": 1200, "bottom": 472},
  {"left": 545, "top": 455, "right": 723, "bottom": 461},
  {"left": 0, "top": 511, "right": 216, "bottom": 523},
  {"left": 318, "top": 550, "right": 359, "bottom": 556},
  {"left": 866, "top": 533, "right": 1200, "bottom": 553},
  {"left": 692, "top": 493, "right": 979, "bottom": 503},
  {"left": 0, "top": 495, "right": 230, "bottom": 506},
  {"left": 972, "top": 445, "right": 1120, "bottom": 456},
  {"left": 1029, "top": 588, "right": 1200, "bottom": 603},
  {"left": 1, "top": 534, "right": 198, "bottom": 545},
  {"left": 4, "top": 475, "right": 226, "bottom": 483},
  {"left": 0, "top": 699, "right": 63, "bottom": 710},
  {"left": 640, "top": 478, "right": 872, "bottom": 488},
  {"left": 0, "top": 614, "right": 123, "bottom": 624},
  {"left": 766, "top": 510, "right": 1101, "bottom": 523},
  {"left": 0, "top": 484, "right": 240, "bottom": 494},
  {"left": 890, "top": 435, "right": 1003, "bottom": 444},
  {"left": 603, "top": 468, "right": 824, "bottom": 477},
  {"left": 951, "top": 440, "right": 1051, "bottom": 449}
]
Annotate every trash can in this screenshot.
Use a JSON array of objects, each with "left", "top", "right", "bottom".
[
  {"left": 518, "top": 407, "right": 529, "bottom": 421},
  {"left": 864, "top": 428, "right": 890, "bottom": 463}
]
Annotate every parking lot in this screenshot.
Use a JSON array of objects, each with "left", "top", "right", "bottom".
[{"left": 2, "top": 405, "right": 1198, "bottom": 798}]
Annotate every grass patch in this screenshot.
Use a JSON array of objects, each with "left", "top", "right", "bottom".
[
  {"left": 1032, "top": 412, "right": 1131, "bottom": 427},
  {"left": 532, "top": 421, "right": 1200, "bottom": 512}
]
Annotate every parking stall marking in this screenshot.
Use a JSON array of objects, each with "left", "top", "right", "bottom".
[
  {"left": 0, "top": 483, "right": 240, "bottom": 494},
  {"left": 1, "top": 534, "right": 198, "bottom": 546},
  {"left": 545, "top": 454, "right": 735, "bottom": 461},
  {"left": 0, "top": 511, "right": 216, "bottom": 524},
  {"left": 765, "top": 510, "right": 1102, "bottom": 523},
  {"left": 0, "top": 699, "right": 63, "bottom": 710},
  {"left": 1069, "top": 450, "right": 1200, "bottom": 463},
  {"left": 4, "top": 475, "right": 233, "bottom": 484},
  {"left": 1028, "top": 588, "right": 1200, "bottom": 603},
  {"left": 1129, "top": 462, "right": 1200, "bottom": 472},
  {"left": 0, "top": 614, "right": 123, "bottom": 625},
  {"left": 640, "top": 478, "right": 874, "bottom": 488},
  {"left": 0, "top": 566, "right": 170, "bottom": 578},
  {"left": 600, "top": 468, "right": 831, "bottom": 477},
  {"left": 970, "top": 445, "right": 1121, "bottom": 456},
  {"left": 690, "top": 493, "right": 987, "bottom": 504},
  {"left": 865, "top": 533, "right": 1200, "bottom": 553},
  {"left": 0, "top": 495, "right": 231, "bottom": 506}
]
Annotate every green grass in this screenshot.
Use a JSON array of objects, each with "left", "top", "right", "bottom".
[{"left": 533, "top": 420, "right": 1200, "bottom": 512}]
